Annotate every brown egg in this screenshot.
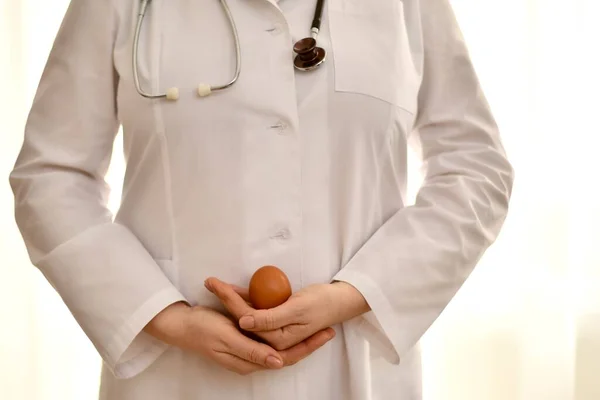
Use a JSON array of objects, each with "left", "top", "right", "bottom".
[{"left": 249, "top": 265, "right": 292, "bottom": 309}]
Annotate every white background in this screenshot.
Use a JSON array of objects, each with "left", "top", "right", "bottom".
[{"left": 1, "top": 0, "right": 599, "bottom": 399}]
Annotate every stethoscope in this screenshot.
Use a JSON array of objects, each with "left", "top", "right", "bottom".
[{"left": 133, "top": 0, "right": 326, "bottom": 101}]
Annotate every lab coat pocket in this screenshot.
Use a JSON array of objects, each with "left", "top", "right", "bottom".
[{"left": 328, "top": 0, "right": 419, "bottom": 115}]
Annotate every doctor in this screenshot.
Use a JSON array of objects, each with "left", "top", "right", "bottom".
[{"left": 9, "top": 0, "right": 513, "bottom": 398}]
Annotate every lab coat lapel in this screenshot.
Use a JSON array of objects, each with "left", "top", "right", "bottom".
[{"left": 257, "top": 0, "right": 282, "bottom": 11}]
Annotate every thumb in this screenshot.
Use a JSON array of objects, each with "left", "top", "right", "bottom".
[{"left": 239, "top": 304, "right": 299, "bottom": 332}]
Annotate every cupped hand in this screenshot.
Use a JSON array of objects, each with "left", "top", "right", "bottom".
[
  {"left": 144, "top": 302, "right": 336, "bottom": 375},
  {"left": 204, "top": 278, "right": 370, "bottom": 351}
]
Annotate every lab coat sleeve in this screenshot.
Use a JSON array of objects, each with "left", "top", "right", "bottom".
[
  {"left": 9, "top": 0, "right": 188, "bottom": 378},
  {"left": 332, "top": 0, "right": 514, "bottom": 363}
]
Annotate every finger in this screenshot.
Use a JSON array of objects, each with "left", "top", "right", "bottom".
[
  {"left": 224, "top": 329, "right": 284, "bottom": 370},
  {"left": 264, "top": 323, "right": 312, "bottom": 351},
  {"left": 204, "top": 279, "right": 288, "bottom": 346},
  {"left": 238, "top": 303, "right": 301, "bottom": 332},
  {"left": 238, "top": 320, "right": 299, "bottom": 350},
  {"left": 231, "top": 284, "right": 251, "bottom": 302},
  {"left": 279, "top": 328, "right": 336, "bottom": 366},
  {"left": 243, "top": 323, "right": 311, "bottom": 351},
  {"left": 212, "top": 351, "right": 265, "bottom": 376},
  {"left": 206, "top": 281, "right": 252, "bottom": 307},
  {"left": 205, "top": 278, "right": 254, "bottom": 320},
  {"left": 241, "top": 330, "right": 267, "bottom": 344},
  {"left": 205, "top": 279, "right": 251, "bottom": 303}
]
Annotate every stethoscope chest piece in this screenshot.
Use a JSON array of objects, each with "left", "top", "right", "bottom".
[
  {"left": 293, "top": 37, "right": 326, "bottom": 71},
  {"left": 133, "top": 0, "right": 327, "bottom": 100}
]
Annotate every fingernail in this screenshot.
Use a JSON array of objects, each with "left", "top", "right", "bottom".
[
  {"left": 239, "top": 316, "right": 255, "bottom": 329},
  {"left": 266, "top": 356, "right": 283, "bottom": 369}
]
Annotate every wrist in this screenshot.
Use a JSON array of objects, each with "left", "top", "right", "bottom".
[
  {"left": 329, "top": 281, "right": 371, "bottom": 322},
  {"left": 144, "top": 301, "right": 192, "bottom": 345}
]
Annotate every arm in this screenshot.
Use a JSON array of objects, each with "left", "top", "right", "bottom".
[
  {"left": 330, "top": 0, "right": 514, "bottom": 363},
  {"left": 9, "top": 0, "right": 187, "bottom": 378}
]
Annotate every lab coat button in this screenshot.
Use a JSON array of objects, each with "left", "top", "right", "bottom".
[
  {"left": 269, "top": 23, "right": 283, "bottom": 36},
  {"left": 270, "top": 120, "right": 288, "bottom": 135},
  {"left": 271, "top": 228, "right": 291, "bottom": 240}
]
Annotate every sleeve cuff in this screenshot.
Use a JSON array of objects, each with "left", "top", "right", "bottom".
[
  {"left": 107, "top": 286, "right": 188, "bottom": 379},
  {"left": 333, "top": 268, "right": 401, "bottom": 364},
  {"left": 34, "top": 222, "right": 189, "bottom": 379}
]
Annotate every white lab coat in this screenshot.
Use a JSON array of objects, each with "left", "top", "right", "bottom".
[{"left": 10, "top": 0, "right": 513, "bottom": 398}]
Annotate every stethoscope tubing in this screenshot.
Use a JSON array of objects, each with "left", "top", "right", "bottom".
[{"left": 133, "top": 0, "right": 324, "bottom": 100}]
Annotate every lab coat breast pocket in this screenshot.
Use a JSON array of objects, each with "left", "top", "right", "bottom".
[{"left": 328, "top": 0, "right": 420, "bottom": 116}]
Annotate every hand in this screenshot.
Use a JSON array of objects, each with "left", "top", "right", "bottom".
[
  {"left": 204, "top": 279, "right": 370, "bottom": 351},
  {"left": 144, "top": 301, "right": 336, "bottom": 375}
]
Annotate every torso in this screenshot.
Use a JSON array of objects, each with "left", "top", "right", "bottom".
[{"left": 103, "top": 0, "right": 424, "bottom": 398}]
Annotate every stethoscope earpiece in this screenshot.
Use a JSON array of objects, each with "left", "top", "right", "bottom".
[
  {"left": 198, "top": 84, "right": 212, "bottom": 97},
  {"left": 293, "top": 37, "right": 326, "bottom": 71},
  {"left": 133, "top": 0, "right": 326, "bottom": 99},
  {"left": 166, "top": 87, "right": 180, "bottom": 101}
]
